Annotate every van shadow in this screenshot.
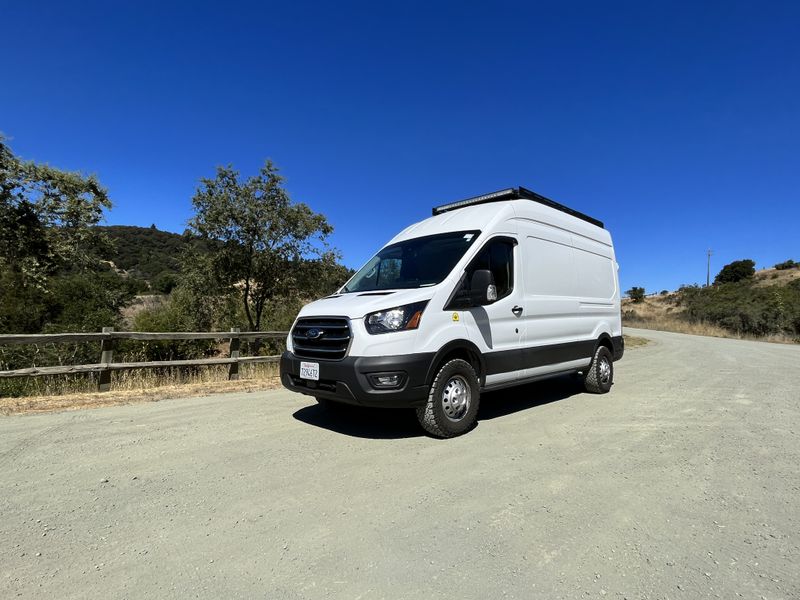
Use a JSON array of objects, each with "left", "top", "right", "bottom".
[
  {"left": 477, "top": 373, "right": 584, "bottom": 420},
  {"left": 292, "top": 374, "right": 584, "bottom": 439},
  {"left": 292, "top": 402, "right": 424, "bottom": 440}
]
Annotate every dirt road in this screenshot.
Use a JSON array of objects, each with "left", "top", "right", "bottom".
[{"left": 1, "top": 328, "right": 798, "bottom": 599}]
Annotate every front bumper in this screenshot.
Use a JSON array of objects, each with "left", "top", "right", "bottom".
[{"left": 280, "top": 351, "right": 434, "bottom": 408}]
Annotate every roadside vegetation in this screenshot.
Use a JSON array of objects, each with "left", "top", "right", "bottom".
[
  {"left": 0, "top": 136, "right": 351, "bottom": 398},
  {"left": 623, "top": 260, "right": 800, "bottom": 343}
]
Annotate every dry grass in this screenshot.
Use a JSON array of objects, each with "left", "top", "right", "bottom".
[
  {"left": 626, "top": 315, "right": 740, "bottom": 338},
  {"left": 622, "top": 295, "right": 797, "bottom": 344},
  {"left": 0, "top": 378, "right": 281, "bottom": 416},
  {"left": 753, "top": 266, "right": 800, "bottom": 288},
  {"left": 0, "top": 363, "right": 281, "bottom": 416},
  {"left": 119, "top": 294, "right": 169, "bottom": 326},
  {"left": 623, "top": 295, "right": 732, "bottom": 338},
  {"left": 623, "top": 334, "right": 650, "bottom": 348}
]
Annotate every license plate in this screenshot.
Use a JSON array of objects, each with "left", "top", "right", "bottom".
[{"left": 299, "top": 361, "right": 320, "bottom": 381}]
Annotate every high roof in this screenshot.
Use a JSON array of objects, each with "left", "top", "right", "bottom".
[
  {"left": 388, "top": 201, "right": 515, "bottom": 247},
  {"left": 432, "top": 186, "right": 604, "bottom": 229}
]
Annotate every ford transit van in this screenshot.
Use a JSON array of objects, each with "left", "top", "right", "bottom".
[{"left": 280, "top": 187, "right": 623, "bottom": 437}]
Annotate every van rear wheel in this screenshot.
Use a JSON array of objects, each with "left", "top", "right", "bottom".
[
  {"left": 416, "top": 359, "right": 480, "bottom": 438},
  {"left": 584, "top": 345, "right": 614, "bottom": 393}
]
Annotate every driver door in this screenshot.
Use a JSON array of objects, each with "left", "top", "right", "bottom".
[{"left": 460, "top": 236, "right": 524, "bottom": 387}]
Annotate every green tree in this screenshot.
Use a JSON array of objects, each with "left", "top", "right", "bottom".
[
  {"left": 1, "top": 135, "right": 111, "bottom": 285},
  {"left": 45, "top": 271, "right": 138, "bottom": 332},
  {"left": 188, "top": 161, "right": 338, "bottom": 330},
  {"left": 626, "top": 286, "right": 645, "bottom": 302},
  {"left": 714, "top": 259, "right": 755, "bottom": 285},
  {"left": 0, "top": 136, "right": 116, "bottom": 335}
]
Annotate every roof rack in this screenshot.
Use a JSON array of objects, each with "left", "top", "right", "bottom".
[{"left": 432, "top": 186, "right": 604, "bottom": 229}]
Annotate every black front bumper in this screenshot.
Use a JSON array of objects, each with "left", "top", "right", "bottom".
[{"left": 280, "top": 351, "right": 434, "bottom": 408}]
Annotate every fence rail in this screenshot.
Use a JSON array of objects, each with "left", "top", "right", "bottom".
[
  {"left": 0, "top": 328, "right": 289, "bottom": 390},
  {"left": 0, "top": 331, "right": 286, "bottom": 345}
]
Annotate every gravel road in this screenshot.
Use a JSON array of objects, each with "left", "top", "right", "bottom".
[{"left": 1, "top": 328, "right": 798, "bottom": 599}]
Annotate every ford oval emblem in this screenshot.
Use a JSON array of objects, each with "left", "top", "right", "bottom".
[{"left": 306, "top": 328, "right": 323, "bottom": 340}]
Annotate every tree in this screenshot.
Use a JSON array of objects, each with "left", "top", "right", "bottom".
[
  {"left": 626, "top": 287, "right": 645, "bottom": 302},
  {"left": 44, "top": 271, "right": 138, "bottom": 332},
  {"left": 714, "top": 259, "right": 755, "bottom": 285},
  {"left": 1, "top": 135, "right": 111, "bottom": 283},
  {"left": 188, "top": 161, "right": 338, "bottom": 331},
  {"left": 0, "top": 136, "right": 117, "bottom": 335}
]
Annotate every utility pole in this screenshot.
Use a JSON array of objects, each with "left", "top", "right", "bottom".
[{"left": 706, "top": 249, "right": 713, "bottom": 287}]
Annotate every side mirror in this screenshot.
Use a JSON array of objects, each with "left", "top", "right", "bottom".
[{"left": 470, "top": 269, "right": 497, "bottom": 305}]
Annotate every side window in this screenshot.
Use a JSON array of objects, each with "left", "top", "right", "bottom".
[{"left": 465, "top": 238, "right": 515, "bottom": 299}]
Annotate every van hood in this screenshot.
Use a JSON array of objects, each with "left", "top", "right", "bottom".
[{"left": 297, "top": 287, "right": 437, "bottom": 320}]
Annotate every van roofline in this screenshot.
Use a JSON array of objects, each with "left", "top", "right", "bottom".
[{"left": 432, "top": 186, "right": 604, "bottom": 229}]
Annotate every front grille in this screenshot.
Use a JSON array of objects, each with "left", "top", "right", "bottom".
[{"left": 291, "top": 317, "right": 351, "bottom": 360}]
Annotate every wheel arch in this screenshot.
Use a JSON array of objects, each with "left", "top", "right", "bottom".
[
  {"left": 596, "top": 332, "right": 613, "bottom": 353},
  {"left": 425, "top": 339, "right": 486, "bottom": 388}
]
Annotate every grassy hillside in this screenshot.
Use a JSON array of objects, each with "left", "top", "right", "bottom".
[{"left": 623, "top": 267, "right": 800, "bottom": 343}]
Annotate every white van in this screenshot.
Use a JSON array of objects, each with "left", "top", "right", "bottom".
[{"left": 280, "top": 187, "right": 623, "bottom": 437}]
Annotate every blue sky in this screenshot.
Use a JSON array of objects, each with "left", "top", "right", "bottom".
[{"left": 2, "top": 1, "right": 798, "bottom": 293}]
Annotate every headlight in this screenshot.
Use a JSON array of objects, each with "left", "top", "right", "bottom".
[{"left": 365, "top": 301, "right": 429, "bottom": 334}]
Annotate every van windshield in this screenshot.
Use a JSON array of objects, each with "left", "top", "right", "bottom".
[{"left": 342, "top": 231, "right": 481, "bottom": 293}]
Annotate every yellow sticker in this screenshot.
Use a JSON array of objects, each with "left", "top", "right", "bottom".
[{"left": 452, "top": 312, "right": 460, "bottom": 322}]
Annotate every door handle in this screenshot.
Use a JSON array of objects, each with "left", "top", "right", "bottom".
[{"left": 511, "top": 305, "right": 523, "bottom": 316}]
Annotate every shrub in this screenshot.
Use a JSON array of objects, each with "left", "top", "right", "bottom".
[
  {"left": 625, "top": 287, "right": 645, "bottom": 302},
  {"left": 714, "top": 259, "right": 755, "bottom": 284},
  {"left": 621, "top": 309, "right": 640, "bottom": 322},
  {"left": 774, "top": 259, "right": 797, "bottom": 270},
  {"left": 679, "top": 280, "right": 800, "bottom": 337},
  {"left": 152, "top": 271, "right": 179, "bottom": 294},
  {"left": 128, "top": 281, "right": 241, "bottom": 361}
]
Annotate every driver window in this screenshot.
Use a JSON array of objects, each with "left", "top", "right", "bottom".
[{"left": 465, "top": 238, "right": 515, "bottom": 299}]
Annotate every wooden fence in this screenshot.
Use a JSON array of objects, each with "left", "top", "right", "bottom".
[{"left": 0, "top": 328, "right": 289, "bottom": 391}]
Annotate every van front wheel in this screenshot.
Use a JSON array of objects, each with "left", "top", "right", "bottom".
[
  {"left": 416, "top": 359, "right": 480, "bottom": 438},
  {"left": 584, "top": 345, "right": 614, "bottom": 393}
]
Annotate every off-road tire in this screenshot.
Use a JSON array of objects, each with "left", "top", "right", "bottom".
[
  {"left": 584, "top": 345, "right": 614, "bottom": 393},
  {"left": 416, "top": 359, "right": 480, "bottom": 438}
]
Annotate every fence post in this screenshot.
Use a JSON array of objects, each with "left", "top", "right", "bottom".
[
  {"left": 228, "top": 327, "right": 241, "bottom": 380},
  {"left": 98, "top": 326, "right": 114, "bottom": 392}
]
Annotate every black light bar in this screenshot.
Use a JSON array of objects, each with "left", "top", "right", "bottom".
[{"left": 432, "top": 186, "right": 604, "bottom": 229}]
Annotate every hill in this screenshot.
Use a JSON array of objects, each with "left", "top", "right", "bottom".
[
  {"left": 623, "top": 267, "right": 800, "bottom": 342},
  {"left": 99, "top": 225, "right": 213, "bottom": 282}
]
